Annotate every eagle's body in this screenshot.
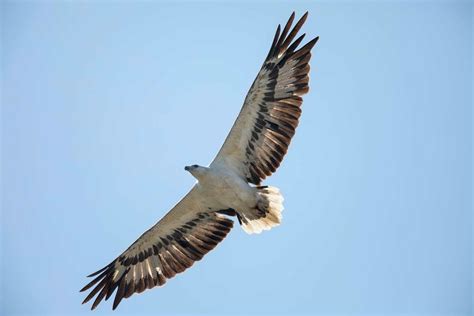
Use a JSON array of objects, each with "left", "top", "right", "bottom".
[
  {"left": 192, "top": 165, "right": 258, "bottom": 212},
  {"left": 187, "top": 165, "right": 283, "bottom": 234},
  {"left": 81, "top": 11, "right": 318, "bottom": 310}
]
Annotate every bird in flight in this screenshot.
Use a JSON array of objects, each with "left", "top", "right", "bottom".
[{"left": 81, "top": 11, "right": 318, "bottom": 310}]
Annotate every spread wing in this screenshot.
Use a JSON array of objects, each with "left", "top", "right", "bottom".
[
  {"left": 80, "top": 187, "right": 234, "bottom": 310},
  {"left": 211, "top": 12, "right": 318, "bottom": 185}
]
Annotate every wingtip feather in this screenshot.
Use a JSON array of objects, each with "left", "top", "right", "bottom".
[{"left": 308, "top": 36, "right": 319, "bottom": 49}]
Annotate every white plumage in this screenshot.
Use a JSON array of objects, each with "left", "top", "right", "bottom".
[{"left": 81, "top": 11, "right": 318, "bottom": 310}]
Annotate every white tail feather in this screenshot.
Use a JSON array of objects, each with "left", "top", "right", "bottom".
[{"left": 239, "top": 186, "right": 284, "bottom": 234}]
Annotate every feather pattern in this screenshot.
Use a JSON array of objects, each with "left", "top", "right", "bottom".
[
  {"left": 80, "top": 187, "right": 234, "bottom": 310},
  {"left": 211, "top": 12, "right": 318, "bottom": 184}
]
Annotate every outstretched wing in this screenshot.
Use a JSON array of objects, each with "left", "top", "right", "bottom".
[
  {"left": 80, "top": 187, "right": 234, "bottom": 310},
  {"left": 211, "top": 12, "right": 318, "bottom": 185}
]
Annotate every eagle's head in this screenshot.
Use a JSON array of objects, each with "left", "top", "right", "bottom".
[
  {"left": 184, "top": 164, "right": 208, "bottom": 180},
  {"left": 184, "top": 164, "right": 199, "bottom": 172}
]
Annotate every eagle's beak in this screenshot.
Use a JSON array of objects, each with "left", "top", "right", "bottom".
[{"left": 184, "top": 166, "right": 190, "bottom": 171}]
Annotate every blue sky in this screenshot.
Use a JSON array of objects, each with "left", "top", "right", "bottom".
[{"left": 1, "top": 1, "right": 472, "bottom": 315}]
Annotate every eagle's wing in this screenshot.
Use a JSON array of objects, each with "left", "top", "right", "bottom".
[
  {"left": 80, "top": 186, "right": 234, "bottom": 310},
  {"left": 211, "top": 12, "right": 318, "bottom": 185}
]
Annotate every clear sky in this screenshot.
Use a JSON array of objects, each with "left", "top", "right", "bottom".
[{"left": 1, "top": 1, "right": 472, "bottom": 315}]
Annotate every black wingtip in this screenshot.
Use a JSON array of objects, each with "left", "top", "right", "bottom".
[
  {"left": 287, "top": 33, "right": 306, "bottom": 54},
  {"left": 298, "top": 11, "right": 309, "bottom": 25},
  {"left": 289, "top": 11, "right": 296, "bottom": 20},
  {"left": 297, "top": 36, "right": 318, "bottom": 57},
  {"left": 303, "top": 36, "right": 320, "bottom": 51},
  {"left": 112, "top": 303, "right": 119, "bottom": 311},
  {"left": 278, "top": 11, "right": 310, "bottom": 54},
  {"left": 86, "top": 265, "right": 107, "bottom": 278},
  {"left": 265, "top": 24, "right": 281, "bottom": 60},
  {"left": 277, "top": 12, "right": 295, "bottom": 47}
]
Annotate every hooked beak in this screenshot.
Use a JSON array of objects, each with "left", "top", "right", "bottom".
[{"left": 184, "top": 166, "right": 190, "bottom": 171}]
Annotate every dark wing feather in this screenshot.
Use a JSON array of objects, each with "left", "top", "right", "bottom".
[
  {"left": 80, "top": 187, "right": 234, "bottom": 310},
  {"left": 211, "top": 12, "right": 318, "bottom": 184}
]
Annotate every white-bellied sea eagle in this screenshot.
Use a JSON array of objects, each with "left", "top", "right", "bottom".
[{"left": 81, "top": 11, "right": 318, "bottom": 310}]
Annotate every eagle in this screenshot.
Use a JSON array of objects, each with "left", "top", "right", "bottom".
[{"left": 81, "top": 11, "right": 318, "bottom": 310}]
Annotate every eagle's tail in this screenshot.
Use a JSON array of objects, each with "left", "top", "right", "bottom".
[{"left": 238, "top": 186, "right": 284, "bottom": 234}]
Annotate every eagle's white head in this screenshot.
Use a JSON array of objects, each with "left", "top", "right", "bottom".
[{"left": 184, "top": 164, "right": 209, "bottom": 180}]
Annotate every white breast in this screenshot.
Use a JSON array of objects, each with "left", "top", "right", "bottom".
[{"left": 198, "top": 166, "right": 257, "bottom": 211}]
